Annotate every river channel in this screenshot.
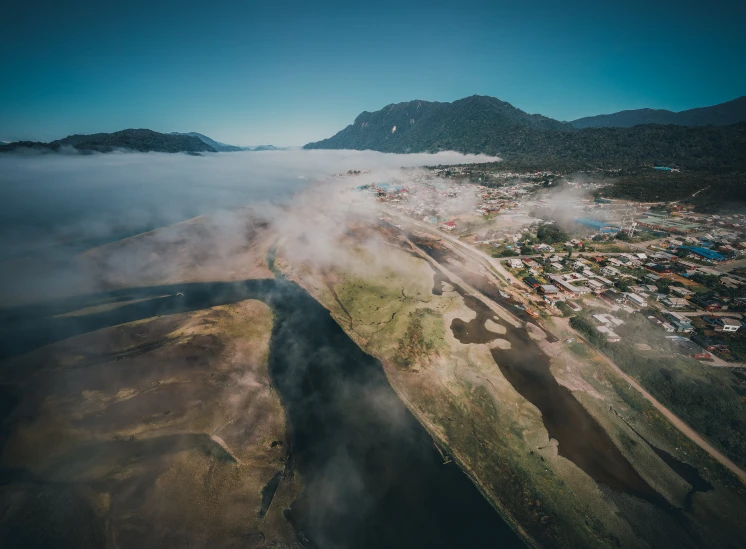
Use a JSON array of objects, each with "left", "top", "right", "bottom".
[{"left": 0, "top": 278, "right": 523, "bottom": 549}]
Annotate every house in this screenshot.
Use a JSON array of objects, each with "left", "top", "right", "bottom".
[
  {"left": 593, "top": 276, "right": 613, "bottom": 286},
  {"left": 548, "top": 275, "right": 591, "bottom": 295},
  {"left": 593, "top": 314, "right": 624, "bottom": 326},
  {"left": 522, "top": 258, "right": 540, "bottom": 269},
  {"left": 600, "top": 289, "right": 623, "bottom": 303},
  {"left": 586, "top": 279, "right": 605, "bottom": 291},
  {"left": 550, "top": 262, "right": 564, "bottom": 271},
  {"left": 597, "top": 325, "right": 621, "bottom": 342},
  {"left": 652, "top": 251, "right": 677, "bottom": 262},
  {"left": 670, "top": 286, "right": 694, "bottom": 297},
  {"left": 623, "top": 292, "right": 647, "bottom": 307},
  {"left": 645, "top": 273, "right": 661, "bottom": 283},
  {"left": 539, "top": 284, "right": 560, "bottom": 295},
  {"left": 646, "top": 263, "right": 671, "bottom": 274},
  {"left": 442, "top": 221, "right": 457, "bottom": 231},
  {"left": 660, "top": 296, "right": 689, "bottom": 309},
  {"left": 682, "top": 246, "right": 726, "bottom": 262},
  {"left": 524, "top": 277, "right": 542, "bottom": 289},
  {"left": 542, "top": 294, "right": 562, "bottom": 306},
  {"left": 691, "top": 296, "right": 722, "bottom": 312},
  {"left": 666, "top": 336, "right": 703, "bottom": 355},
  {"left": 601, "top": 266, "right": 621, "bottom": 277},
  {"left": 690, "top": 334, "right": 729, "bottom": 352},
  {"left": 675, "top": 261, "right": 699, "bottom": 275},
  {"left": 712, "top": 317, "right": 741, "bottom": 333},
  {"left": 663, "top": 312, "right": 695, "bottom": 333},
  {"left": 507, "top": 258, "right": 523, "bottom": 269}
]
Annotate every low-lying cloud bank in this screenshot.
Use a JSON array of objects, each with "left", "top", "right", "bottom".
[{"left": 0, "top": 149, "right": 498, "bottom": 304}]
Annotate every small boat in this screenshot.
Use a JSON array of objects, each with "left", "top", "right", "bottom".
[
  {"left": 513, "top": 304, "right": 525, "bottom": 311},
  {"left": 498, "top": 290, "right": 510, "bottom": 299},
  {"left": 525, "top": 308, "right": 539, "bottom": 318}
]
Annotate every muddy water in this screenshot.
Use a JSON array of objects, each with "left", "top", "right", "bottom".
[
  {"left": 446, "top": 284, "right": 662, "bottom": 501},
  {"left": 418, "top": 238, "right": 556, "bottom": 340},
  {"left": 0, "top": 280, "right": 523, "bottom": 549},
  {"left": 426, "top": 253, "right": 666, "bottom": 505},
  {"left": 613, "top": 410, "right": 713, "bottom": 509}
]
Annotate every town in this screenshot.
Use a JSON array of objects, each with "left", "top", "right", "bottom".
[{"left": 351, "top": 169, "right": 746, "bottom": 366}]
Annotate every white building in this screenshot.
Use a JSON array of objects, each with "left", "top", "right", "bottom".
[
  {"left": 593, "top": 314, "right": 624, "bottom": 326},
  {"left": 623, "top": 292, "right": 647, "bottom": 307},
  {"left": 660, "top": 296, "right": 689, "bottom": 309},
  {"left": 714, "top": 317, "right": 741, "bottom": 333},
  {"left": 601, "top": 266, "right": 621, "bottom": 277},
  {"left": 597, "top": 325, "right": 621, "bottom": 342}
]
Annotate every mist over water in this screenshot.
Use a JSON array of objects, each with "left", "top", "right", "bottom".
[{"left": 0, "top": 149, "right": 497, "bottom": 304}]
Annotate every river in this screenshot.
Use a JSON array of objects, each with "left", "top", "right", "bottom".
[{"left": 0, "top": 278, "right": 523, "bottom": 549}]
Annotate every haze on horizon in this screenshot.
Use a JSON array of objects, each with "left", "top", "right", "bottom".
[{"left": 2, "top": 0, "right": 745, "bottom": 146}]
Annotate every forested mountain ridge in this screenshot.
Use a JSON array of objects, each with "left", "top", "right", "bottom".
[
  {"left": 571, "top": 96, "right": 746, "bottom": 129},
  {"left": 0, "top": 129, "right": 217, "bottom": 154},
  {"left": 305, "top": 95, "right": 746, "bottom": 170},
  {"left": 170, "top": 132, "right": 243, "bottom": 152}
]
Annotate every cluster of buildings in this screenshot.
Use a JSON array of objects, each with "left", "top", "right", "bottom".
[
  {"left": 367, "top": 173, "right": 546, "bottom": 235},
  {"left": 505, "top": 249, "right": 743, "bottom": 356}
]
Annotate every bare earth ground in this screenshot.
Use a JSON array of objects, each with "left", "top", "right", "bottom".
[
  {"left": 0, "top": 298, "right": 300, "bottom": 548},
  {"left": 3, "top": 209, "right": 746, "bottom": 549},
  {"left": 1, "top": 217, "right": 303, "bottom": 548}
]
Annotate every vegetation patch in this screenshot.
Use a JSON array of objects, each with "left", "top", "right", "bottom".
[
  {"left": 394, "top": 308, "right": 444, "bottom": 368},
  {"left": 570, "top": 314, "right": 746, "bottom": 469}
]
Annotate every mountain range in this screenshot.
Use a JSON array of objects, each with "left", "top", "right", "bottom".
[
  {"left": 0, "top": 129, "right": 272, "bottom": 155},
  {"left": 0, "top": 129, "right": 217, "bottom": 154},
  {"left": 570, "top": 96, "right": 746, "bottom": 129},
  {"left": 304, "top": 95, "right": 746, "bottom": 170},
  {"left": 170, "top": 131, "right": 243, "bottom": 152}
]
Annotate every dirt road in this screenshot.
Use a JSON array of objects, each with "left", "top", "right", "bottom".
[
  {"left": 561, "top": 317, "right": 746, "bottom": 484},
  {"left": 393, "top": 215, "right": 746, "bottom": 484}
]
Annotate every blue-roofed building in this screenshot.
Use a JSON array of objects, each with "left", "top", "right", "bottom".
[
  {"left": 654, "top": 166, "right": 672, "bottom": 171},
  {"left": 376, "top": 183, "right": 404, "bottom": 194},
  {"left": 680, "top": 246, "right": 725, "bottom": 262},
  {"left": 574, "top": 218, "right": 620, "bottom": 233}
]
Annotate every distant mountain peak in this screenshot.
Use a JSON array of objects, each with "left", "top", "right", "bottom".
[
  {"left": 304, "top": 94, "right": 746, "bottom": 170},
  {"left": 571, "top": 96, "right": 746, "bottom": 128},
  {"left": 170, "top": 132, "right": 243, "bottom": 152},
  {"left": 0, "top": 129, "right": 218, "bottom": 154}
]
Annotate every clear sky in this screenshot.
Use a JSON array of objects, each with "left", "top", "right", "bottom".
[{"left": 2, "top": 0, "right": 744, "bottom": 146}]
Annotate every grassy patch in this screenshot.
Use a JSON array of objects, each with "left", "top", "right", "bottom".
[
  {"left": 568, "top": 342, "right": 590, "bottom": 357},
  {"left": 394, "top": 308, "right": 444, "bottom": 368},
  {"left": 570, "top": 313, "right": 746, "bottom": 469}
]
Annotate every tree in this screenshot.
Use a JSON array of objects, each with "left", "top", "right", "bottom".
[
  {"left": 537, "top": 224, "right": 569, "bottom": 244},
  {"left": 615, "top": 279, "right": 630, "bottom": 292}
]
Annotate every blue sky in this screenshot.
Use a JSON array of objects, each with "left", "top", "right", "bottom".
[{"left": 2, "top": 0, "right": 744, "bottom": 146}]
